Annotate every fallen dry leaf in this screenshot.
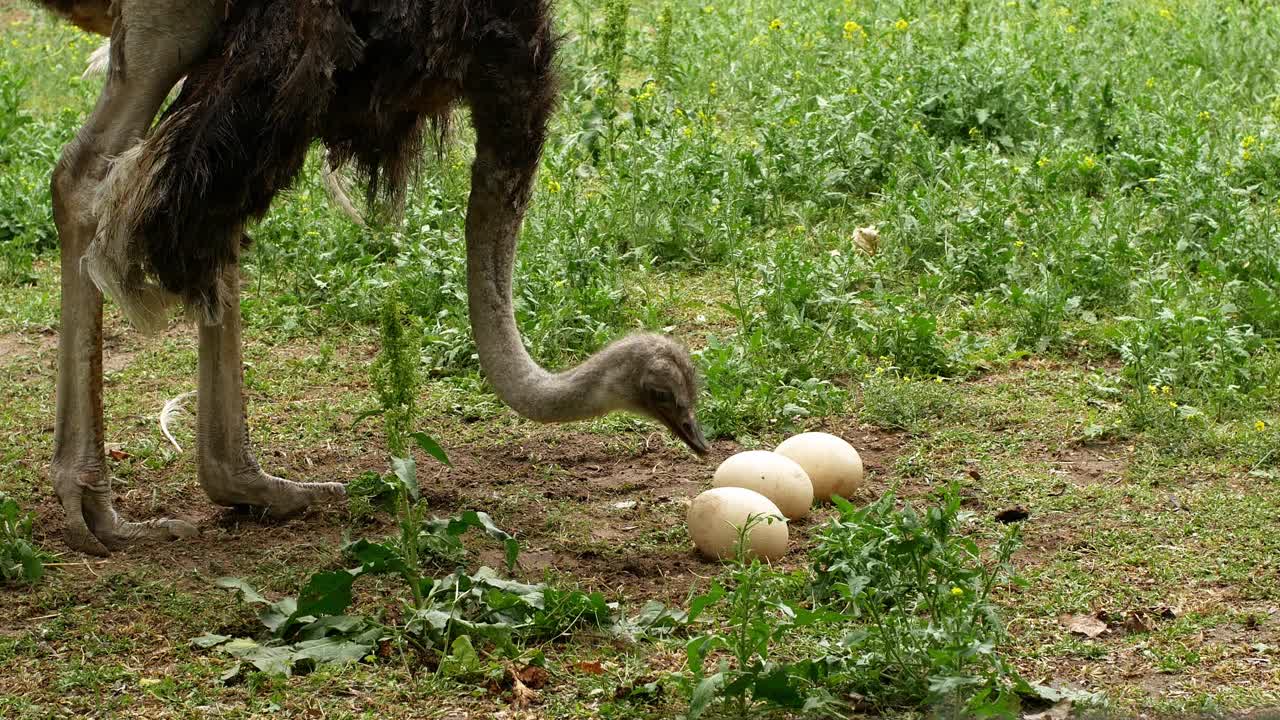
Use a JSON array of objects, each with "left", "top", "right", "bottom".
[
  {"left": 510, "top": 675, "right": 537, "bottom": 709},
  {"left": 107, "top": 447, "right": 131, "bottom": 461},
  {"left": 1061, "top": 613, "right": 1107, "bottom": 638},
  {"left": 516, "top": 665, "right": 550, "bottom": 690},
  {"left": 1122, "top": 612, "right": 1153, "bottom": 634},
  {"left": 573, "top": 661, "right": 605, "bottom": 675}
]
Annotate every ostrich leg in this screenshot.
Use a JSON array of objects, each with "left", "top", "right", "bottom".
[
  {"left": 195, "top": 260, "right": 346, "bottom": 516},
  {"left": 51, "top": 7, "right": 219, "bottom": 555}
]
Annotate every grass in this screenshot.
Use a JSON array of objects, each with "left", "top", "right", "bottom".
[{"left": 2, "top": 0, "right": 1280, "bottom": 716}]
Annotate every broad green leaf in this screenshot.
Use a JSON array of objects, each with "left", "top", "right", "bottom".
[
  {"left": 968, "top": 687, "right": 1022, "bottom": 719},
  {"left": 688, "top": 672, "right": 725, "bottom": 719},
  {"left": 779, "top": 602, "right": 845, "bottom": 627},
  {"left": 216, "top": 577, "right": 269, "bottom": 605},
  {"left": 344, "top": 538, "right": 410, "bottom": 576},
  {"left": 929, "top": 674, "right": 984, "bottom": 695},
  {"left": 630, "top": 600, "right": 686, "bottom": 628},
  {"left": 722, "top": 672, "right": 754, "bottom": 698},
  {"left": 754, "top": 668, "right": 805, "bottom": 708},
  {"left": 431, "top": 511, "right": 520, "bottom": 570},
  {"left": 390, "top": 456, "right": 420, "bottom": 501},
  {"left": 219, "top": 636, "right": 295, "bottom": 676},
  {"left": 292, "top": 636, "right": 373, "bottom": 666},
  {"left": 17, "top": 543, "right": 43, "bottom": 584},
  {"left": 414, "top": 609, "right": 453, "bottom": 631},
  {"left": 439, "top": 635, "right": 483, "bottom": 677},
  {"left": 191, "top": 633, "right": 231, "bottom": 649},
  {"left": 236, "top": 645, "right": 297, "bottom": 676},
  {"left": 295, "top": 615, "right": 368, "bottom": 641},
  {"left": 410, "top": 432, "right": 452, "bottom": 466},
  {"left": 1014, "top": 678, "right": 1102, "bottom": 705},
  {"left": 472, "top": 566, "right": 544, "bottom": 605},
  {"left": 260, "top": 597, "right": 298, "bottom": 635},
  {"left": 686, "top": 581, "right": 724, "bottom": 623},
  {"left": 292, "top": 570, "right": 357, "bottom": 621}
]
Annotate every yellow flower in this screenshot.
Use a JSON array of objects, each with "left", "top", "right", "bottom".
[
  {"left": 708, "top": 81, "right": 718, "bottom": 97},
  {"left": 951, "top": 587, "right": 964, "bottom": 597},
  {"left": 1066, "top": 24, "right": 1077, "bottom": 33},
  {"left": 769, "top": 18, "right": 784, "bottom": 31},
  {"left": 1257, "top": 420, "right": 1268, "bottom": 431},
  {"left": 1198, "top": 110, "right": 1212, "bottom": 123},
  {"left": 681, "top": 126, "right": 694, "bottom": 138},
  {"left": 1158, "top": 7, "right": 1174, "bottom": 20},
  {"left": 1080, "top": 155, "right": 1097, "bottom": 170},
  {"left": 702, "top": 4, "right": 715, "bottom": 13},
  {"left": 1145, "top": 77, "right": 1156, "bottom": 89},
  {"left": 843, "top": 20, "right": 866, "bottom": 41},
  {"left": 1167, "top": 401, "right": 1178, "bottom": 409},
  {"left": 1036, "top": 156, "right": 1050, "bottom": 168},
  {"left": 1161, "top": 385, "right": 1171, "bottom": 395},
  {"left": 1242, "top": 135, "right": 1258, "bottom": 148},
  {"left": 1148, "top": 384, "right": 1158, "bottom": 394},
  {"left": 894, "top": 18, "right": 910, "bottom": 31},
  {"left": 1014, "top": 240, "right": 1025, "bottom": 248},
  {"left": 545, "top": 178, "right": 562, "bottom": 194}
]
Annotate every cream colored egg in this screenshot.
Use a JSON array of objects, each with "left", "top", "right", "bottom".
[
  {"left": 711, "top": 451, "right": 814, "bottom": 520},
  {"left": 774, "top": 432, "right": 864, "bottom": 502},
  {"left": 687, "top": 487, "right": 789, "bottom": 561}
]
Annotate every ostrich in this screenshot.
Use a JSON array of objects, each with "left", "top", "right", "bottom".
[{"left": 33, "top": 0, "right": 709, "bottom": 557}]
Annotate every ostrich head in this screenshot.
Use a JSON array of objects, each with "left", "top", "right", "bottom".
[{"left": 608, "top": 334, "right": 709, "bottom": 455}]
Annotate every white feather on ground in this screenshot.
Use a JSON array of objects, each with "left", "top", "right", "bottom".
[{"left": 159, "top": 391, "right": 196, "bottom": 453}]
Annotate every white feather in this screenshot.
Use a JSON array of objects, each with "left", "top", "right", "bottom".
[
  {"left": 159, "top": 391, "right": 196, "bottom": 453},
  {"left": 83, "top": 41, "right": 111, "bottom": 79}
]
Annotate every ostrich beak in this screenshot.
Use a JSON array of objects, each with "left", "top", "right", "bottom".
[{"left": 665, "top": 412, "right": 709, "bottom": 456}]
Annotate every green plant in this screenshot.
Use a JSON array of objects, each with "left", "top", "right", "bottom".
[
  {"left": 370, "top": 287, "right": 420, "bottom": 456},
  {"left": 858, "top": 364, "right": 954, "bottom": 432},
  {"left": 0, "top": 68, "right": 31, "bottom": 159},
  {"left": 601, "top": 0, "right": 630, "bottom": 100},
  {"left": 654, "top": 3, "right": 675, "bottom": 83},
  {"left": 809, "top": 487, "right": 1030, "bottom": 713},
  {"left": 681, "top": 515, "right": 843, "bottom": 718},
  {"left": 198, "top": 500, "right": 613, "bottom": 679},
  {"left": 0, "top": 493, "right": 48, "bottom": 586}
]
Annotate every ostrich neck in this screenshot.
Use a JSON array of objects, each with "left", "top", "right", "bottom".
[{"left": 465, "top": 156, "right": 616, "bottom": 422}]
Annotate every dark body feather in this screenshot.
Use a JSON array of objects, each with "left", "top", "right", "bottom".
[
  {"left": 30, "top": 0, "right": 113, "bottom": 34},
  {"left": 118, "top": 0, "right": 558, "bottom": 316}
]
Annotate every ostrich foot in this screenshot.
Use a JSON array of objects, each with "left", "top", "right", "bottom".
[
  {"left": 54, "top": 465, "right": 198, "bottom": 557},
  {"left": 202, "top": 464, "right": 346, "bottom": 519}
]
